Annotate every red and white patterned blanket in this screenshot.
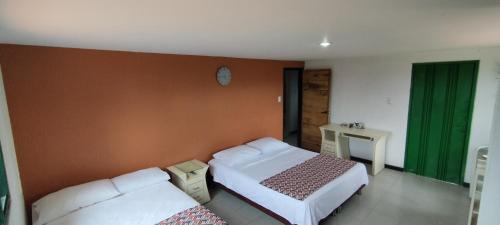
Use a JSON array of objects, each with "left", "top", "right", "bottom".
[
  {"left": 260, "top": 154, "right": 357, "bottom": 200},
  {"left": 157, "top": 205, "right": 227, "bottom": 225}
]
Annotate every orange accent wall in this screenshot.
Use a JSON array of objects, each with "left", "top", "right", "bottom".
[{"left": 0, "top": 44, "right": 303, "bottom": 207}]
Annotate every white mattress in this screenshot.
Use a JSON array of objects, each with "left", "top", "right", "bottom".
[
  {"left": 209, "top": 146, "right": 369, "bottom": 225},
  {"left": 46, "top": 181, "right": 199, "bottom": 225}
]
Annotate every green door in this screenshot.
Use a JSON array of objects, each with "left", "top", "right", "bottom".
[
  {"left": 405, "top": 61, "right": 478, "bottom": 184},
  {"left": 0, "top": 142, "right": 9, "bottom": 225}
]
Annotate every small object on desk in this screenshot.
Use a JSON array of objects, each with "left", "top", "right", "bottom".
[
  {"left": 166, "top": 159, "right": 211, "bottom": 204},
  {"left": 342, "top": 122, "right": 365, "bottom": 129},
  {"left": 353, "top": 122, "right": 365, "bottom": 129}
]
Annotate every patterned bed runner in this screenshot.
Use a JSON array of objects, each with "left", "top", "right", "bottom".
[
  {"left": 157, "top": 205, "right": 227, "bottom": 225},
  {"left": 260, "top": 154, "right": 356, "bottom": 200}
]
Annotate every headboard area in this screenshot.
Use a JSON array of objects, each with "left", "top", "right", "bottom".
[{"left": 0, "top": 44, "right": 304, "bottom": 208}]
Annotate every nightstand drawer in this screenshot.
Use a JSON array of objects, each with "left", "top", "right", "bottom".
[
  {"left": 189, "top": 190, "right": 208, "bottom": 203},
  {"left": 187, "top": 181, "right": 204, "bottom": 194}
]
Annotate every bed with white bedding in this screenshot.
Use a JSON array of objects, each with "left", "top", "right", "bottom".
[
  {"left": 33, "top": 167, "right": 227, "bottom": 225},
  {"left": 209, "top": 138, "right": 369, "bottom": 225},
  {"left": 44, "top": 181, "right": 200, "bottom": 225}
]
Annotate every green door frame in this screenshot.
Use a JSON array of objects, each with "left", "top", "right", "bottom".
[{"left": 404, "top": 60, "right": 479, "bottom": 185}]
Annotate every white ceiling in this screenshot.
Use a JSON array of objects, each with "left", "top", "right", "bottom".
[{"left": 1, "top": 0, "right": 500, "bottom": 60}]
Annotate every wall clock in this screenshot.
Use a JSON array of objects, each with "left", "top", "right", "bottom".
[{"left": 216, "top": 66, "right": 232, "bottom": 86}]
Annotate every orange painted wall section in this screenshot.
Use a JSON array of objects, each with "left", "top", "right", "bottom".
[{"left": 0, "top": 44, "right": 303, "bottom": 207}]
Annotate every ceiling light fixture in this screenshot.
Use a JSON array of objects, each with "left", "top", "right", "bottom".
[{"left": 320, "top": 41, "right": 331, "bottom": 47}]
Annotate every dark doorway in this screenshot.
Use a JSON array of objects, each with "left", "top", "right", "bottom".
[
  {"left": 283, "top": 68, "right": 302, "bottom": 147},
  {"left": 301, "top": 69, "right": 331, "bottom": 152}
]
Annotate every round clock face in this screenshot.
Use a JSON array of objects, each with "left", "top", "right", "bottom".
[{"left": 216, "top": 66, "right": 232, "bottom": 86}]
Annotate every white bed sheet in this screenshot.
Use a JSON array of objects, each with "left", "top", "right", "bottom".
[
  {"left": 46, "top": 181, "right": 199, "bottom": 225},
  {"left": 209, "top": 146, "right": 369, "bottom": 225}
]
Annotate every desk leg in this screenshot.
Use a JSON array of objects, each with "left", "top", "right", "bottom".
[
  {"left": 372, "top": 136, "right": 386, "bottom": 175},
  {"left": 338, "top": 135, "right": 350, "bottom": 159}
]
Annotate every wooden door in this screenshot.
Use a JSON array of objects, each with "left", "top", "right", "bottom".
[
  {"left": 405, "top": 61, "right": 478, "bottom": 184},
  {"left": 301, "top": 69, "right": 331, "bottom": 152}
]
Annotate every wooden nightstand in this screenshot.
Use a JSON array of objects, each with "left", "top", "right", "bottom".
[{"left": 166, "top": 159, "right": 210, "bottom": 204}]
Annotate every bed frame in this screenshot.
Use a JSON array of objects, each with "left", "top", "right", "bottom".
[{"left": 214, "top": 182, "right": 366, "bottom": 225}]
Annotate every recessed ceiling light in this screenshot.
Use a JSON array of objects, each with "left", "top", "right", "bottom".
[{"left": 320, "top": 41, "right": 331, "bottom": 47}]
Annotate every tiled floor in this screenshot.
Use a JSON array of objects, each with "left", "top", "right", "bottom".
[{"left": 204, "top": 168, "right": 470, "bottom": 225}]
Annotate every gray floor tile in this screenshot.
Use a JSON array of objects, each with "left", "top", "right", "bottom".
[
  {"left": 360, "top": 210, "right": 399, "bottom": 225},
  {"left": 247, "top": 216, "right": 284, "bottom": 225},
  {"left": 205, "top": 168, "right": 470, "bottom": 225}
]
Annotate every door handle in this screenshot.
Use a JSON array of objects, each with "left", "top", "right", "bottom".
[{"left": 321, "top": 111, "right": 328, "bottom": 114}]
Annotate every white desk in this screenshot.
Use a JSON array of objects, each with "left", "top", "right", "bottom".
[{"left": 319, "top": 123, "right": 390, "bottom": 175}]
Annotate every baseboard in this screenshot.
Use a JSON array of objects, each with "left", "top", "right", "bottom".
[
  {"left": 386, "top": 164, "right": 404, "bottom": 172},
  {"left": 350, "top": 156, "right": 404, "bottom": 172}
]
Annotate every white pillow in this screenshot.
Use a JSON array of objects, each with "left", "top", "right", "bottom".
[
  {"left": 213, "top": 145, "right": 261, "bottom": 166},
  {"left": 111, "top": 167, "right": 170, "bottom": 193},
  {"left": 32, "top": 179, "right": 120, "bottom": 225},
  {"left": 246, "top": 137, "right": 289, "bottom": 154}
]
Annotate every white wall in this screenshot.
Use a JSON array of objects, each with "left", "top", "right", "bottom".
[
  {"left": 478, "top": 79, "right": 500, "bottom": 225},
  {"left": 0, "top": 66, "right": 27, "bottom": 225},
  {"left": 306, "top": 47, "right": 500, "bottom": 183}
]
